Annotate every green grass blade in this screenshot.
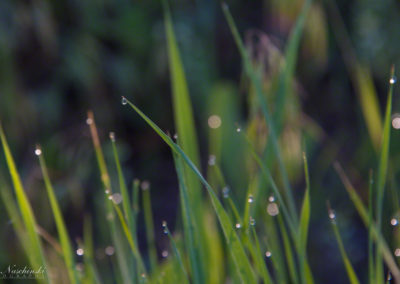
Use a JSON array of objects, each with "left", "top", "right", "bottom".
[
  {"left": 299, "top": 152, "right": 311, "bottom": 284},
  {"left": 334, "top": 163, "right": 400, "bottom": 282},
  {"left": 368, "top": 170, "right": 375, "bottom": 284},
  {"left": 222, "top": 3, "right": 297, "bottom": 221},
  {"left": 83, "top": 215, "right": 102, "bottom": 284},
  {"left": 123, "top": 98, "right": 257, "bottom": 284},
  {"left": 249, "top": 226, "right": 273, "bottom": 284},
  {"left": 36, "top": 146, "right": 79, "bottom": 284},
  {"left": 328, "top": 207, "right": 360, "bottom": 284},
  {"left": 163, "top": 223, "right": 190, "bottom": 283},
  {"left": 142, "top": 183, "right": 158, "bottom": 272},
  {"left": 0, "top": 123, "right": 48, "bottom": 283},
  {"left": 376, "top": 66, "right": 395, "bottom": 281},
  {"left": 172, "top": 151, "right": 202, "bottom": 284}
]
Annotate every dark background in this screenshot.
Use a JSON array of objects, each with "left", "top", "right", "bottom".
[{"left": 1, "top": 0, "right": 400, "bottom": 283}]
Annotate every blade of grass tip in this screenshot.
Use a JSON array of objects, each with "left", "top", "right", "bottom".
[
  {"left": 0, "top": 123, "right": 48, "bottom": 283},
  {"left": 141, "top": 182, "right": 158, "bottom": 273},
  {"left": 376, "top": 65, "right": 395, "bottom": 282},
  {"left": 273, "top": 0, "right": 312, "bottom": 135},
  {"left": 83, "top": 215, "right": 102, "bottom": 284},
  {"left": 109, "top": 132, "right": 135, "bottom": 235},
  {"left": 109, "top": 132, "right": 138, "bottom": 277},
  {"left": 327, "top": 203, "right": 360, "bottom": 284},
  {"left": 87, "top": 111, "right": 135, "bottom": 284},
  {"left": 249, "top": 225, "right": 273, "bottom": 284},
  {"left": 36, "top": 145, "right": 79, "bottom": 284},
  {"left": 172, "top": 150, "right": 202, "bottom": 284},
  {"left": 162, "top": 222, "right": 190, "bottom": 284},
  {"left": 123, "top": 98, "right": 257, "bottom": 284},
  {"left": 298, "top": 152, "right": 311, "bottom": 284},
  {"left": 368, "top": 170, "right": 375, "bottom": 284},
  {"left": 334, "top": 162, "right": 400, "bottom": 282},
  {"left": 222, "top": 4, "right": 297, "bottom": 222}
]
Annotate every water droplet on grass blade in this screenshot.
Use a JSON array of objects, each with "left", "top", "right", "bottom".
[
  {"left": 86, "top": 118, "right": 93, "bottom": 125},
  {"left": 161, "top": 250, "right": 169, "bottom": 258},
  {"left": 235, "top": 223, "right": 241, "bottom": 229},
  {"left": 268, "top": 195, "right": 275, "bottom": 202},
  {"left": 267, "top": 203, "right": 279, "bottom": 216},
  {"left": 222, "top": 186, "right": 230, "bottom": 198},
  {"left": 76, "top": 248, "right": 84, "bottom": 256},
  {"left": 111, "top": 193, "right": 122, "bottom": 204},
  {"left": 109, "top": 132, "right": 116, "bottom": 142},
  {"left": 141, "top": 180, "right": 150, "bottom": 191},
  {"left": 392, "top": 114, "right": 400, "bottom": 129},
  {"left": 250, "top": 217, "right": 256, "bottom": 226},
  {"left": 208, "top": 115, "right": 222, "bottom": 129},
  {"left": 208, "top": 155, "right": 216, "bottom": 166},
  {"left": 390, "top": 76, "right": 397, "bottom": 84},
  {"left": 328, "top": 209, "right": 336, "bottom": 223},
  {"left": 395, "top": 248, "right": 400, "bottom": 257},
  {"left": 34, "top": 148, "right": 42, "bottom": 156},
  {"left": 121, "top": 96, "right": 127, "bottom": 105},
  {"left": 391, "top": 218, "right": 398, "bottom": 226},
  {"left": 105, "top": 246, "right": 115, "bottom": 256},
  {"left": 236, "top": 127, "right": 241, "bottom": 132},
  {"left": 105, "top": 189, "right": 110, "bottom": 194},
  {"left": 248, "top": 194, "right": 254, "bottom": 203},
  {"left": 265, "top": 251, "right": 272, "bottom": 258}
]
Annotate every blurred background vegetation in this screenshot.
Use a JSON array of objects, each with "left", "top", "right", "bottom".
[{"left": 1, "top": 0, "right": 400, "bottom": 283}]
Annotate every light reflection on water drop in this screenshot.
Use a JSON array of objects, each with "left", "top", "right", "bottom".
[
  {"left": 390, "top": 76, "right": 397, "bottom": 85},
  {"left": 248, "top": 195, "right": 254, "bottom": 203},
  {"left": 235, "top": 223, "right": 241, "bottom": 229},
  {"left": 265, "top": 251, "right": 272, "bottom": 258},
  {"left": 121, "top": 97, "right": 127, "bottom": 105},
  {"left": 391, "top": 218, "right": 398, "bottom": 226},
  {"left": 267, "top": 203, "right": 279, "bottom": 216}
]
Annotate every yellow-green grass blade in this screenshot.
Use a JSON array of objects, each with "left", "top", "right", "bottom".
[
  {"left": 222, "top": 4, "right": 297, "bottom": 221},
  {"left": 0, "top": 124, "right": 48, "bottom": 283},
  {"left": 273, "top": 0, "right": 313, "bottom": 134},
  {"left": 0, "top": 177, "right": 38, "bottom": 271},
  {"left": 36, "top": 146, "right": 79, "bottom": 284},
  {"left": 249, "top": 226, "right": 273, "bottom": 284},
  {"left": 376, "top": 66, "right": 395, "bottom": 280},
  {"left": 142, "top": 184, "right": 158, "bottom": 272},
  {"left": 328, "top": 207, "right": 360, "bottom": 284},
  {"left": 299, "top": 152, "right": 311, "bottom": 284},
  {"left": 124, "top": 98, "right": 257, "bottom": 284},
  {"left": 87, "top": 111, "right": 135, "bottom": 284},
  {"left": 334, "top": 163, "right": 400, "bottom": 282},
  {"left": 173, "top": 151, "right": 202, "bottom": 284},
  {"left": 163, "top": 223, "right": 190, "bottom": 283},
  {"left": 83, "top": 215, "right": 102, "bottom": 284}
]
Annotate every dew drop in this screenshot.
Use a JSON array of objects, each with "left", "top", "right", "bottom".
[
  {"left": 222, "top": 186, "right": 230, "bottom": 198},
  {"left": 173, "top": 133, "right": 178, "bottom": 140},
  {"left": 392, "top": 114, "right": 400, "bottom": 129},
  {"left": 109, "top": 132, "right": 116, "bottom": 142},
  {"left": 208, "top": 115, "right": 222, "bottom": 129},
  {"left": 111, "top": 193, "right": 122, "bottom": 204},
  {"left": 265, "top": 251, "right": 272, "bottom": 258},
  {"left": 162, "top": 220, "right": 167, "bottom": 228},
  {"left": 236, "top": 127, "right": 241, "bottom": 132},
  {"left": 250, "top": 217, "right": 256, "bottom": 226},
  {"left": 235, "top": 223, "right": 241, "bottom": 229},
  {"left": 105, "top": 189, "right": 110, "bottom": 194},
  {"left": 34, "top": 148, "right": 42, "bottom": 156},
  {"left": 108, "top": 195, "right": 113, "bottom": 201},
  {"left": 86, "top": 118, "right": 93, "bottom": 125},
  {"left": 76, "top": 248, "right": 84, "bottom": 256},
  {"left": 105, "top": 246, "right": 115, "bottom": 256},
  {"left": 248, "top": 194, "right": 254, "bottom": 203},
  {"left": 268, "top": 195, "right": 275, "bottom": 202},
  {"left": 141, "top": 180, "right": 150, "bottom": 191},
  {"left": 395, "top": 248, "right": 400, "bottom": 257},
  {"left": 391, "top": 218, "right": 398, "bottom": 226},
  {"left": 141, "top": 273, "right": 147, "bottom": 279},
  {"left": 390, "top": 76, "right": 397, "bottom": 85},
  {"left": 388, "top": 271, "right": 392, "bottom": 281},
  {"left": 161, "top": 250, "right": 169, "bottom": 258},
  {"left": 208, "top": 155, "right": 216, "bottom": 166},
  {"left": 121, "top": 96, "right": 127, "bottom": 105},
  {"left": 328, "top": 210, "right": 336, "bottom": 221},
  {"left": 267, "top": 203, "right": 279, "bottom": 216}
]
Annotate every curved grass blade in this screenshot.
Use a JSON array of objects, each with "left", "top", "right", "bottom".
[
  {"left": 334, "top": 162, "right": 400, "bottom": 282},
  {"left": 36, "top": 146, "right": 79, "bottom": 284},
  {"left": 368, "top": 170, "right": 375, "bottom": 284},
  {"left": 0, "top": 123, "right": 48, "bottom": 283},
  {"left": 123, "top": 98, "right": 257, "bottom": 284},
  {"left": 249, "top": 226, "right": 273, "bottom": 284},
  {"left": 142, "top": 184, "right": 158, "bottom": 272},
  {"left": 327, "top": 205, "right": 360, "bottom": 284},
  {"left": 376, "top": 66, "right": 395, "bottom": 280},
  {"left": 222, "top": 3, "right": 297, "bottom": 221}
]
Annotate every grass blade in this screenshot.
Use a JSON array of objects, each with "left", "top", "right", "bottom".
[
  {"left": 368, "top": 170, "right": 375, "bottom": 284},
  {"left": 83, "top": 215, "right": 102, "bottom": 284},
  {"left": 375, "top": 66, "right": 395, "bottom": 280},
  {"left": 327, "top": 205, "right": 360, "bottom": 284},
  {"left": 249, "top": 226, "right": 273, "bottom": 284},
  {"left": 123, "top": 98, "right": 257, "bottom": 284},
  {"left": 0, "top": 123, "right": 48, "bottom": 283},
  {"left": 334, "top": 162, "right": 400, "bottom": 282},
  {"left": 36, "top": 146, "right": 79, "bottom": 284}
]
